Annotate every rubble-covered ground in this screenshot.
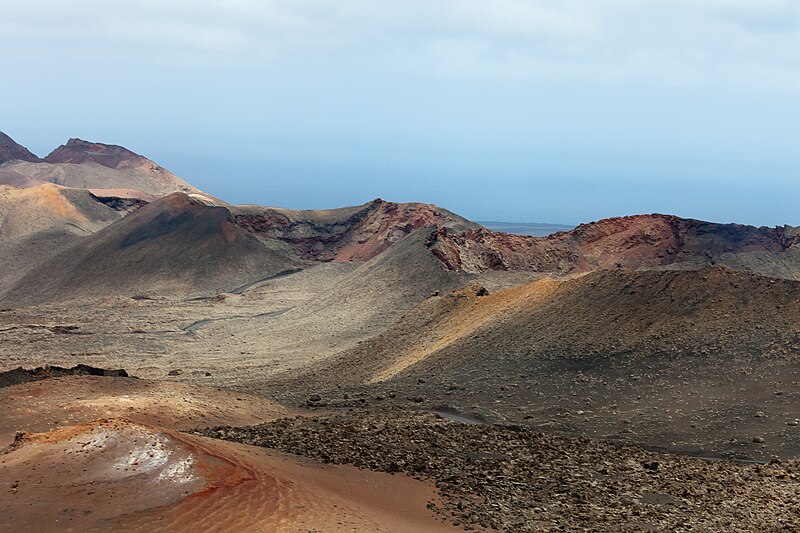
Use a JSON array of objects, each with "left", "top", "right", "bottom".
[{"left": 199, "top": 409, "right": 800, "bottom": 532}]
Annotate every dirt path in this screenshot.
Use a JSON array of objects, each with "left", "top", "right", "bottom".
[{"left": 183, "top": 307, "right": 292, "bottom": 333}]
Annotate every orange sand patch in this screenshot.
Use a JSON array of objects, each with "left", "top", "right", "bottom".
[
  {"left": 0, "top": 376, "right": 292, "bottom": 447},
  {"left": 0, "top": 419, "right": 455, "bottom": 532}
]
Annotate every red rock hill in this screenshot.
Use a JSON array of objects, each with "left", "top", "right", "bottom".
[{"left": 0, "top": 132, "right": 40, "bottom": 164}]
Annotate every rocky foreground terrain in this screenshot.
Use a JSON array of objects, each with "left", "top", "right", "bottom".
[{"left": 200, "top": 409, "right": 800, "bottom": 532}]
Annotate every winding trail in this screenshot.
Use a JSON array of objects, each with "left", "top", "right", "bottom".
[
  {"left": 183, "top": 308, "right": 292, "bottom": 333},
  {"left": 230, "top": 268, "right": 303, "bottom": 295}
]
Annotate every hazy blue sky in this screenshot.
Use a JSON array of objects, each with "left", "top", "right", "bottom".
[{"left": 2, "top": 1, "right": 799, "bottom": 225}]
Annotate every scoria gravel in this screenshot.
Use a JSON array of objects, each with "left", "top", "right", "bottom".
[{"left": 197, "top": 409, "right": 800, "bottom": 532}]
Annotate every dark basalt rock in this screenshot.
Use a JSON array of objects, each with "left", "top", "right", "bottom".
[{"left": 0, "top": 364, "right": 133, "bottom": 389}]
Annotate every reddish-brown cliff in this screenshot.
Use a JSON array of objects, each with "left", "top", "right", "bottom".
[
  {"left": 427, "top": 214, "right": 800, "bottom": 274},
  {"left": 234, "top": 198, "right": 477, "bottom": 262}
]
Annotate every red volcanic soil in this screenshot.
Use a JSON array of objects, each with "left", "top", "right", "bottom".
[
  {"left": 427, "top": 214, "right": 800, "bottom": 274},
  {"left": 0, "top": 132, "right": 40, "bottom": 164},
  {"left": 44, "top": 138, "right": 152, "bottom": 170},
  {"left": 0, "top": 375, "right": 292, "bottom": 447},
  {"left": 0, "top": 419, "right": 452, "bottom": 532},
  {"left": 0, "top": 374, "right": 454, "bottom": 533},
  {"left": 235, "top": 198, "right": 477, "bottom": 262}
]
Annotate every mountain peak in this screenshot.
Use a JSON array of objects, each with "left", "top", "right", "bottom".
[
  {"left": 44, "top": 138, "right": 147, "bottom": 169},
  {"left": 0, "top": 135, "right": 202, "bottom": 197},
  {"left": 0, "top": 131, "right": 41, "bottom": 164}
]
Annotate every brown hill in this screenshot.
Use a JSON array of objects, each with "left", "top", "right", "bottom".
[
  {"left": 288, "top": 266, "right": 800, "bottom": 460},
  {"left": 44, "top": 138, "right": 157, "bottom": 168},
  {"left": 0, "top": 132, "right": 40, "bottom": 164},
  {"left": 324, "top": 267, "right": 800, "bottom": 382},
  {"left": 0, "top": 184, "right": 136, "bottom": 295},
  {"left": 1, "top": 193, "right": 304, "bottom": 306},
  {"left": 233, "top": 198, "right": 477, "bottom": 262},
  {"left": 0, "top": 183, "right": 126, "bottom": 238},
  {"left": 0, "top": 191, "right": 479, "bottom": 310},
  {"left": 428, "top": 214, "right": 800, "bottom": 279},
  {"left": 4, "top": 138, "right": 201, "bottom": 197}
]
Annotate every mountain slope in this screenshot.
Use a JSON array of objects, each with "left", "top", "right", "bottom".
[
  {"left": 0, "top": 184, "right": 135, "bottom": 295},
  {"left": 3, "top": 138, "right": 201, "bottom": 197},
  {"left": 233, "top": 198, "right": 477, "bottom": 262},
  {"left": 0, "top": 183, "right": 125, "bottom": 238},
  {"left": 0, "top": 169, "right": 46, "bottom": 188},
  {"left": 205, "top": 228, "right": 472, "bottom": 384},
  {"left": 1, "top": 193, "right": 303, "bottom": 306},
  {"left": 327, "top": 266, "right": 800, "bottom": 384},
  {"left": 272, "top": 266, "right": 800, "bottom": 460},
  {"left": 0, "top": 132, "right": 40, "bottom": 164}
]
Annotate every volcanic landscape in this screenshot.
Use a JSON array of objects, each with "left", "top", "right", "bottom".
[{"left": 0, "top": 132, "right": 798, "bottom": 532}]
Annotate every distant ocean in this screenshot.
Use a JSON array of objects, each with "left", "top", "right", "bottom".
[{"left": 476, "top": 221, "right": 574, "bottom": 237}]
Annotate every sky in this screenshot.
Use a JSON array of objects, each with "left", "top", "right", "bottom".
[{"left": 2, "top": 0, "right": 799, "bottom": 226}]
